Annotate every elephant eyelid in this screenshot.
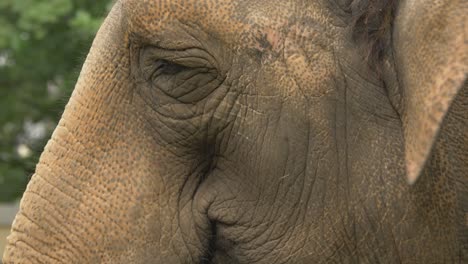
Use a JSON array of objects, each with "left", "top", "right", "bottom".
[
  {"left": 152, "top": 59, "right": 190, "bottom": 76},
  {"left": 138, "top": 46, "right": 216, "bottom": 82}
]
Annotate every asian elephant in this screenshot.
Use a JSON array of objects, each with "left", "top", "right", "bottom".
[{"left": 3, "top": 0, "right": 467, "bottom": 263}]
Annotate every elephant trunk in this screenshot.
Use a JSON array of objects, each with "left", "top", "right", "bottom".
[
  {"left": 3, "top": 3, "right": 212, "bottom": 263},
  {"left": 2, "top": 4, "right": 131, "bottom": 263}
]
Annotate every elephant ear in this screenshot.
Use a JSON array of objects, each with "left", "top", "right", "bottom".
[{"left": 393, "top": 0, "right": 467, "bottom": 184}]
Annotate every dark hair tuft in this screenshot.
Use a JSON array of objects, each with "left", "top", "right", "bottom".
[{"left": 350, "top": 0, "right": 399, "bottom": 72}]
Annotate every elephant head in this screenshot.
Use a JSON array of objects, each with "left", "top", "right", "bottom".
[{"left": 3, "top": 0, "right": 467, "bottom": 263}]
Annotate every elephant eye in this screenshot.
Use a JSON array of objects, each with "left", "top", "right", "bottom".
[
  {"left": 136, "top": 46, "right": 223, "bottom": 103},
  {"left": 153, "top": 59, "right": 190, "bottom": 76}
]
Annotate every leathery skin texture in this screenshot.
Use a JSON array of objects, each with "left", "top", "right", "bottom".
[{"left": 3, "top": 0, "right": 467, "bottom": 263}]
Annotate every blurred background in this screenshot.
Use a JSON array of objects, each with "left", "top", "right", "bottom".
[{"left": 0, "top": 0, "right": 114, "bottom": 259}]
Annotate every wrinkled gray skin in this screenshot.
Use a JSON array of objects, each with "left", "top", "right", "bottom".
[{"left": 3, "top": 0, "right": 468, "bottom": 263}]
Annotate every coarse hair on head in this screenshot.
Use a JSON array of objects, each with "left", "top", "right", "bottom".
[{"left": 349, "top": 0, "right": 399, "bottom": 72}]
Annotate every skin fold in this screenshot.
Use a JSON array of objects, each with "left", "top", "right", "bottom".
[{"left": 3, "top": 0, "right": 467, "bottom": 263}]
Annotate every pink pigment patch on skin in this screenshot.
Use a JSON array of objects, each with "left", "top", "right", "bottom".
[{"left": 265, "top": 28, "right": 283, "bottom": 51}]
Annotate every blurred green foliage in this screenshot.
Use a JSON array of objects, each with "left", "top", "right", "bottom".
[{"left": 0, "top": 0, "right": 113, "bottom": 202}]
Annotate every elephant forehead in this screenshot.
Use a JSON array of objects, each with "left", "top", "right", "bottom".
[
  {"left": 119, "top": 0, "right": 323, "bottom": 50},
  {"left": 122, "top": 0, "right": 240, "bottom": 40}
]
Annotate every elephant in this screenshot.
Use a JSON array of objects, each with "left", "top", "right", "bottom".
[{"left": 3, "top": 0, "right": 467, "bottom": 263}]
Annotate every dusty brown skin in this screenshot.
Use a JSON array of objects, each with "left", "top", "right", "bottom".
[{"left": 3, "top": 0, "right": 467, "bottom": 263}]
